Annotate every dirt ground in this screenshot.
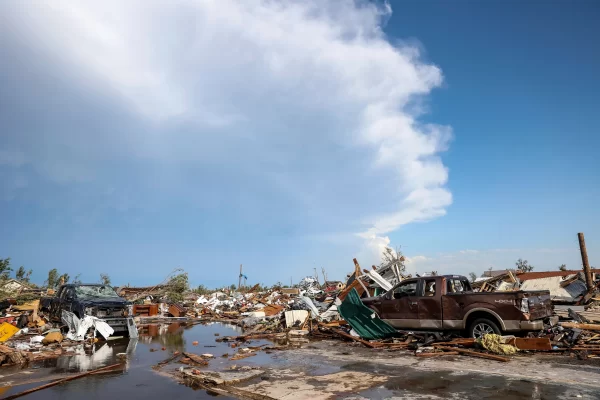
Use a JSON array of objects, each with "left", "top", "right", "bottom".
[{"left": 233, "top": 340, "right": 600, "bottom": 399}]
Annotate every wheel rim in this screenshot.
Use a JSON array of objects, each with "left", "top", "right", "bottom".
[{"left": 472, "top": 323, "right": 495, "bottom": 339}]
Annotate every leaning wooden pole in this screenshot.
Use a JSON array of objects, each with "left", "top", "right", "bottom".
[{"left": 578, "top": 233, "right": 594, "bottom": 291}]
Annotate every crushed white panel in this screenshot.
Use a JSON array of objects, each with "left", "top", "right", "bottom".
[
  {"left": 367, "top": 270, "right": 393, "bottom": 291},
  {"left": 62, "top": 310, "right": 115, "bottom": 341},
  {"left": 285, "top": 310, "right": 310, "bottom": 328},
  {"left": 300, "top": 296, "right": 320, "bottom": 318}
]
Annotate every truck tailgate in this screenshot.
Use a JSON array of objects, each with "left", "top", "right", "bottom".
[{"left": 523, "top": 292, "right": 553, "bottom": 320}]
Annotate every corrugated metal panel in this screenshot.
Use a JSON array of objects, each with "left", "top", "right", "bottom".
[{"left": 338, "top": 288, "right": 396, "bottom": 340}]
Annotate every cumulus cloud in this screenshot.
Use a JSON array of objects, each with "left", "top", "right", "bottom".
[{"left": 0, "top": 0, "right": 451, "bottom": 266}]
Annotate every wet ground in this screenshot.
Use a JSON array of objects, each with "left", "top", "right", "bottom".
[
  {"left": 0, "top": 322, "right": 277, "bottom": 399},
  {"left": 268, "top": 341, "right": 600, "bottom": 400},
  {"left": 2, "top": 323, "right": 600, "bottom": 399}
]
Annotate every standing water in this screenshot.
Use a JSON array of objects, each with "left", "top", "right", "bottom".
[{"left": 0, "top": 322, "right": 281, "bottom": 399}]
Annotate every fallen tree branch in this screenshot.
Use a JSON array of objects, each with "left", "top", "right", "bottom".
[{"left": 3, "top": 363, "right": 123, "bottom": 400}]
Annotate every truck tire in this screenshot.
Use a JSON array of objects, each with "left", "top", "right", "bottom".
[{"left": 468, "top": 318, "right": 501, "bottom": 339}]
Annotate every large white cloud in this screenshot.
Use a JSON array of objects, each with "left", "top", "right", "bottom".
[{"left": 1, "top": 0, "right": 452, "bottom": 265}]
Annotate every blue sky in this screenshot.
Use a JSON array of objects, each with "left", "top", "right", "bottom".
[{"left": 1, "top": 1, "right": 598, "bottom": 288}]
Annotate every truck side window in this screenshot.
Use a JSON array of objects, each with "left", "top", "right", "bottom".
[
  {"left": 447, "top": 279, "right": 466, "bottom": 293},
  {"left": 422, "top": 280, "right": 436, "bottom": 297},
  {"left": 393, "top": 281, "right": 417, "bottom": 299}
]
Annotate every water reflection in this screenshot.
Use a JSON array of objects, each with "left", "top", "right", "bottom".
[
  {"left": 52, "top": 340, "right": 131, "bottom": 372},
  {"left": 139, "top": 323, "right": 186, "bottom": 352}
]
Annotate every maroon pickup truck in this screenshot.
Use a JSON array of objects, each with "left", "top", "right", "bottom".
[{"left": 362, "top": 275, "right": 555, "bottom": 338}]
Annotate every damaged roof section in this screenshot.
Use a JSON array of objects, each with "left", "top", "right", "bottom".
[{"left": 520, "top": 273, "right": 589, "bottom": 303}]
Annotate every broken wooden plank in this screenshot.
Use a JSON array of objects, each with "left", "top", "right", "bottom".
[
  {"left": 325, "top": 326, "right": 379, "bottom": 348},
  {"left": 319, "top": 320, "right": 348, "bottom": 327},
  {"left": 190, "top": 379, "right": 277, "bottom": 400},
  {"left": 443, "top": 338, "right": 476, "bottom": 347},
  {"left": 338, "top": 279, "right": 366, "bottom": 301},
  {"left": 230, "top": 352, "right": 257, "bottom": 361},
  {"left": 507, "top": 337, "right": 552, "bottom": 351},
  {"left": 416, "top": 351, "right": 460, "bottom": 357},
  {"left": 182, "top": 352, "right": 209, "bottom": 365},
  {"left": 559, "top": 322, "right": 600, "bottom": 331},
  {"left": 3, "top": 363, "right": 123, "bottom": 400},
  {"left": 433, "top": 345, "right": 510, "bottom": 362}
]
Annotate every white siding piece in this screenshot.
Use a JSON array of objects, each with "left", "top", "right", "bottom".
[
  {"left": 284, "top": 310, "right": 310, "bottom": 328},
  {"left": 367, "top": 270, "right": 393, "bottom": 291},
  {"left": 520, "top": 276, "right": 586, "bottom": 299}
]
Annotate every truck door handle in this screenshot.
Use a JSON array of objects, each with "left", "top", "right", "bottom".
[{"left": 410, "top": 302, "right": 418, "bottom": 306}]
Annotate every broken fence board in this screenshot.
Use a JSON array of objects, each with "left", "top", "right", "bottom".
[{"left": 433, "top": 345, "right": 510, "bottom": 362}]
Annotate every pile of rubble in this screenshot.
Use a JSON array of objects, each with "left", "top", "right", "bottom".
[{"left": 0, "top": 298, "right": 126, "bottom": 368}]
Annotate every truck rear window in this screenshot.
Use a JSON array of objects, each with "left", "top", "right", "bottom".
[{"left": 447, "top": 279, "right": 470, "bottom": 293}]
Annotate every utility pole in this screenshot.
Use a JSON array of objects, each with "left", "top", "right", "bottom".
[
  {"left": 238, "top": 264, "right": 243, "bottom": 290},
  {"left": 578, "top": 233, "right": 594, "bottom": 291}
]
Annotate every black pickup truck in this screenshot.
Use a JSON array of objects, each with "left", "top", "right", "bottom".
[{"left": 41, "top": 284, "right": 135, "bottom": 336}]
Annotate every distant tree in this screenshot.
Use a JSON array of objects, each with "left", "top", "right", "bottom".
[
  {"left": 380, "top": 246, "right": 406, "bottom": 274},
  {"left": 46, "top": 269, "right": 60, "bottom": 288},
  {"left": 24, "top": 269, "right": 32, "bottom": 283},
  {"left": 100, "top": 273, "right": 111, "bottom": 285},
  {"left": 194, "top": 284, "right": 211, "bottom": 295},
  {"left": 516, "top": 259, "right": 534, "bottom": 272},
  {"left": 469, "top": 272, "right": 477, "bottom": 283},
  {"left": 72, "top": 274, "right": 82, "bottom": 284},
  {"left": 165, "top": 273, "right": 189, "bottom": 303},
  {"left": 229, "top": 284, "right": 236, "bottom": 291},
  {"left": 59, "top": 273, "right": 70, "bottom": 285},
  {"left": 558, "top": 264, "right": 567, "bottom": 271},
  {"left": 0, "top": 258, "right": 13, "bottom": 280},
  {"left": 15, "top": 266, "right": 26, "bottom": 281}
]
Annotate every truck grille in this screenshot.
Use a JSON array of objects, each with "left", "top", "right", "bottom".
[{"left": 96, "top": 308, "right": 124, "bottom": 318}]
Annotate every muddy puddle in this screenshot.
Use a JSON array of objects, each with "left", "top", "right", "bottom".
[
  {"left": 342, "top": 361, "right": 600, "bottom": 400},
  {"left": 0, "top": 322, "right": 284, "bottom": 399}
]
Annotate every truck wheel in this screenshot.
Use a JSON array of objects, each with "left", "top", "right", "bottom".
[{"left": 469, "top": 318, "right": 500, "bottom": 339}]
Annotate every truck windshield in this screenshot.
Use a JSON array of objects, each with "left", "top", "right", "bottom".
[{"left": 75, "top": 285, "right": 119, "bottom": 298}]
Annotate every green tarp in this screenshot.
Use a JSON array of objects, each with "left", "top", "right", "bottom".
[{"left": 337, "top": 288, "right": 396, "bottom": 340}]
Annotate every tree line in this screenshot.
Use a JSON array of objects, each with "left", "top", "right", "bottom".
[{"left": 0, "top": 257, "right": 111, "bottom": 289}]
